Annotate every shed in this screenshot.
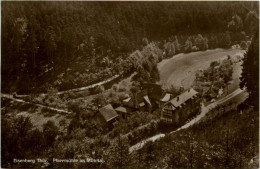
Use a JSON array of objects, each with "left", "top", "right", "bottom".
[
  {"left": 115, "top": 106, "right": 131, "bottom": 119},
  {"left": 99, "top": 104, "right": 119, "bottom": 123}
]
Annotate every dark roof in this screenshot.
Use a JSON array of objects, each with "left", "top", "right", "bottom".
[
  {"left": 115, "top": 106, "right": 131, "bottom": 113},
  {"left": 169, "top": 88, "right": 198, "bottom": 108},
  {"left": 99, "top": 104, "right": 118, "bottom": 122},
  {"left": 164, "top": 102, "right": 176, "bottom": 111},
  {"left": 136, "top": 90, "right": 148, "bottom": 105}
]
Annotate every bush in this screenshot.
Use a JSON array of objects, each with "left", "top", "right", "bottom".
[
  {"left": 67, "top": 100, "right": 82, "bottom": 114},
  {"left": 118, "top": 87, "right": 126, "bottom": 92},
  {"left": 95, "top": 85, "right": 104, "bottom": 94},
  {"left": 112, "top": 84, "right": 118, "bottom": 91}
]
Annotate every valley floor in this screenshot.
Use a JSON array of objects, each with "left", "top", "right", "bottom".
[{"left": 158, "top": 48, "right": 245, "bottom": 89}]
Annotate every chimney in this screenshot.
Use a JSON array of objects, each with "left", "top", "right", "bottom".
[{"left": 177, "top": 96, "right": 179, "bottom": 101}]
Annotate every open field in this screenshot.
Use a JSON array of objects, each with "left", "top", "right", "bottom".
[{"left": 158, "top": 48, "right": 245, "bottom": 89}]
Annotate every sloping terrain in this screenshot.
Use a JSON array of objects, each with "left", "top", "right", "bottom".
[
  {"left": 1, "top": 97, "right": 71, "bottom": 131},
  {"left": 128, "top": 98, "right": 258, "bottom": 168}
]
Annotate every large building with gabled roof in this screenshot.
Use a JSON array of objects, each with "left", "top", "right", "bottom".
[{"left": 161, "top": 88, "right": 201, "bottom": 124}]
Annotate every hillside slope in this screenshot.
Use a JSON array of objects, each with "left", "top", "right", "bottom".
[
  {"left": 2, "top": 1, "right": 258, "bottom": 94},
  {"left": 128, "top": 101, "right": 258, "bottom": 168}
]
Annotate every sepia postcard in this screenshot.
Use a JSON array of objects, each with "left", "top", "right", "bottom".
[{"left": 1, "top": 1, "right": 259, "bottom": 168}]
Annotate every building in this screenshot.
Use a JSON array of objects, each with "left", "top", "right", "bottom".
[
  {"left": 99, "top": 104, "right": 119, "bottom": 127},
  {"left": 160, "top": 93, "right": 172, "bottom": 108},
  {"left": 122, "top": 90, "right": 152, "bottom": 112},
  {"left": 144, "top": 83, "right": 164, "bottom": 110},
  {"left": 161, "top": 88, "right": 200, "bottom": 124},
  {"left": 115, "top": 106, "right": 132, "bottom": 119}
]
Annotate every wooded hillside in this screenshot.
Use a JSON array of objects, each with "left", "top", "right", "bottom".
[{"left": 2, "top": 1, "right": 258, "bottom": 94}]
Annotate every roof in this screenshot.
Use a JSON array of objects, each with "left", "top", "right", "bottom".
[
  {"left": 99, "top": 104, "right": 119, "bottom": 122},
  {"left": 115, "top": 106, "right": 128, "bottom": 113},
  {"left": 123, "top": 97, "right": 131, "bottom": 103},
  {"left": 160, "top": 93, "right": 171, "bottom": 102},
  {"left": 144, "top": 95, "right": 152, "bottom": 106},
  {"left": 139, "top": 102, "right": 145, "bottom": 107},
  {"left": 169, "top": 88, "right": 198, "bottom": 108},
  {"left": 164, "top": 103, "right": 176, "bottom": 111},
  {"left": 136, "top": 90, "right": 148, "bottom": 105}
]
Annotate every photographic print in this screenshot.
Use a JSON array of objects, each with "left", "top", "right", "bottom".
[{"left": 1, "top": 1, "right": 259, "bottom": 168}]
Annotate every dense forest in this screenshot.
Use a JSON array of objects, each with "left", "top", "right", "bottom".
[{"left": 2, "top": 1, "right": 258, "bottom": 94}]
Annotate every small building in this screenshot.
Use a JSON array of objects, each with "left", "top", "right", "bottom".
[
  {"left": 122, "top": 97, "right": 135, "bottom": 109},
  {"left": 122, "top": 90, "right": 153, "bottom": 112},
  {"left": 144, "top": 83, "right": 164, "bottom": 110},
  {"left": 161, "top": 88, "right": 200, "bottom": 124},
  {"left": 99, "top": 104, "right": 119, "bottom": 127},
  {"left": 115, "top": 106, "right": 132, "bottom": 119}
]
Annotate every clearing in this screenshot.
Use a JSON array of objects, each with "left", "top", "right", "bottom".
[
  {"left": 158, "top": 48, "right": 245, "bottom": 89},
  {"left": 1, "top": 97, "right": 72, "bottom": 131}
]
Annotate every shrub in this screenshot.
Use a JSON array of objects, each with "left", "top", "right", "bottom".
[
  {"left": 112, "top": 84, "right": 118, "bottom": 91},
  {"left": 118, "top": 87, "right": 126, "bottom": 92}
]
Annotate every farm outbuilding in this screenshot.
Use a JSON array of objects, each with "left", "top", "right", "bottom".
[{"left": 99, "top": 104, "right": 119, "bottom": 128}]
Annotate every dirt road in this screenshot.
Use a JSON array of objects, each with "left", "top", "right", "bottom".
[
  {"left": 1, "top": 93, "right": 71, "bottom": 114},
  {"left": 56, "top": 74, "right": 120, "bottom": 95},
  {"left": 129, "top": 88, "right": 246, "bottom": 153}
]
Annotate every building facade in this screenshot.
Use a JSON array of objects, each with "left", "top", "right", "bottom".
[{"left": 161, "top": 88, "right": 201, "bottom": 124}]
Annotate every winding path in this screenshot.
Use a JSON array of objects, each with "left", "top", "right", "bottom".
[
  {"left": 129, "top": 88, "right": 246, "bottom": 153},
  {"left": 56, "top": 74, "right": 120, "bottom": 95},
  {"left": 1, "top": 74, "right": 120, "bottom": 113},
  {"left": 1, "top": 93, "right": 71, "bottom": 114}
]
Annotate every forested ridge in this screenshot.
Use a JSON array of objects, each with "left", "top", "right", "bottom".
[{"left": 2, "top": 1, "right": 258, "bottom": 94}]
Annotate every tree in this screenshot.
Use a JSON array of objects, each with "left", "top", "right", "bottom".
[
  {"left": 195, "top": 34, "right": 208, "bottom": 51},
  {"left": 164, "top": 42, "right": 175, "bottom": 57},
  {"left": 144, "top": 141, "right": 154, "bottom": 168},
  {"left": 240, "top": 41, "right": 248, "bottom": 50},
  {"left": 184, "top": 38, "right": 193, "bottom": 53},
  {"left": 92, "top": 93, "right": 107, "bottom": 107},
  {"left": 244, "top": 11, "right": 259, "bottom": 35},
  {"left": 44, "top": 26, "right": 57, "bottom": 65},
  {"left": 13, "top": 116, "right": 33, "bottom": 138},
  {"left": 173, "top": 36, "right": 181, "bottom": 53},
  {"left": 142, "top": 37, "right": 149, "bottom": 46},
  {"left": 106, "top": 135, "right": 129, "bottom": 168},
  {"left": 240, "top": 29, "right": 259, "bottom": 108},
  {"left": 67, "top": 100, "right": 82, "bottom": 117},
  {"left": 130, "top": 81, "right": 141, "bottom": 108},
  {"left": 228, "top": 15, "right": 243, "bottom": 32},
  {"left": 95, "top": 85, "right": 105, "bottom": 94},
  {"left": 150, "top": 65, "right": 160, "bottom": 83},
  {"left": 219, "top": 32, "right": 231, "bottom": 48},
  {"left": 43, "top": 120, "right": 59, "bottom": 146}
]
